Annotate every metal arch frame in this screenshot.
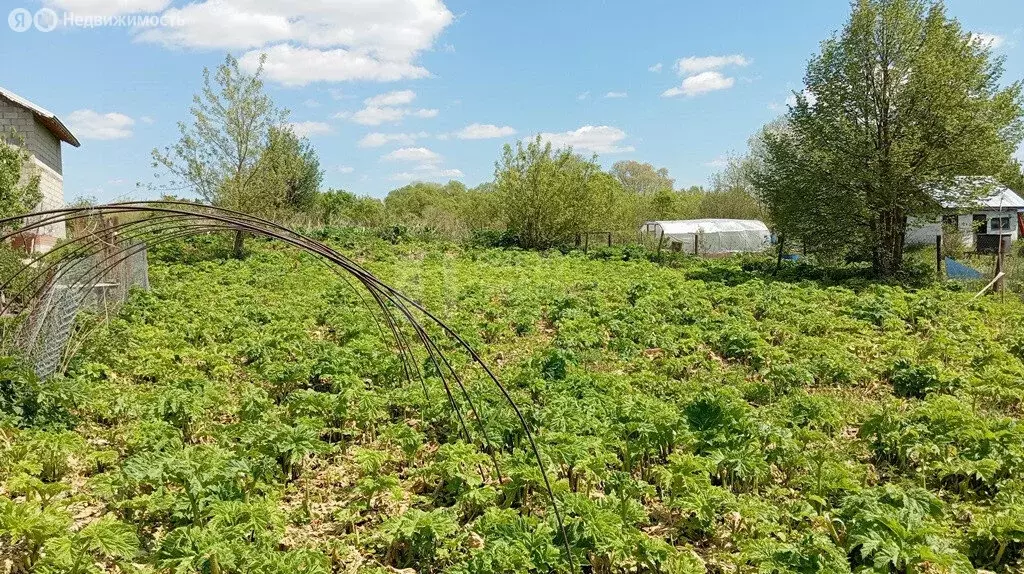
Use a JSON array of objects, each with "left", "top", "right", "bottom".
[{"left": 0, "top": 201, "right": 575, "bottom": 569}]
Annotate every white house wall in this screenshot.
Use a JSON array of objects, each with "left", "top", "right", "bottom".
[{"left": 907, "top": 211, "right": 1020, "bottom": 248}]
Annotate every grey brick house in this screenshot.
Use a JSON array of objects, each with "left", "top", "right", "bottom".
[{"left": 0, "top": 86, "right": 80, "bottom": 251}]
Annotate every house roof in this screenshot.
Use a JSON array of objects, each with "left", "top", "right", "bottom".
[
  {"left": 934, "top": 176, "right": 1024, "bottom": 210},
  {"left": 0, "top": 86, "right": 80, "bottom": 148},
  {"left": 643, "top": 219, "right": 770, "bottom": 235}
]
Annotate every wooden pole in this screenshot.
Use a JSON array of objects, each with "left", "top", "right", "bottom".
[
  {"left": 996, "top": 247, "right": 1005, "bottom": 293},
  {"left": 936, "top": 235, "right": 942, "bottom": 279},
  {"left": 233, "top": 230, "right": 245, "bottom": 259},
  {"left": 774, "top": 235, "right": 785, "bottom": 276}
]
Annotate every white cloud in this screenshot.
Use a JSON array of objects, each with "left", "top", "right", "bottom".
[
  {"left": 382, "top": 147, "right": 441, "bottom": 163},
  {"left": 675, "top": 54, "right": 750, "bottom": 74},
  {"left": 365, "top": 90, "right": 416, "bottom": 106},
  {"left": 971, "top": 33, "right": 1005, "bottom": 49},
  {"left": 45, "top": 0, "right": 170, "bottom": 17},
  {"left": 133, "top": 0, "right": 451, "bottom": 55},
  {"left": 577, "top": 91, "right": 590, "bottom": 101},
  {"left": 388, "top": 148, "right": 463, "bottom": 180},
  {"left": 337, "top": 165, "right": 355, "bottom": 174},
  {"left": 391, "top": 166, "right": 463, "bottom": 181},
  {"left": 303, "top": 99, "right": 321, "bottom": 108},
  {"left": 358, "top": 132, "right": 427, "bottom": 147},
  {"left": 345, "top": 106, "right": 437, "bottom": 125},
  {"left": 133, "top": 0, "right": 453, "bottom": 86},
  {"left": 705, "top": 155, "right": 729, "bottom": 169},
  {"left": 341, "top": 91, "right": 437, "bottom": 125},
  {"left": 453, "top": 123, "right": 517, "bottom": 139},
  {"left": 648, "top": 63, "right": 663, "bottom": 73},
  {"left": 662, "top": 71, "right": 735, "bottom": 97},
  {"left": 349, "top": 106, "right": 407, "bottom": 125},
  {"left": 288, "top": 121, "right": 333, "bottom": 137},
  {"left": 534, "top": 125, "right": 634, "bottom": 154},
  {"left": 604, "top": 91, "right": 627, "bottom": 99},
  {"left": 139, "top": 116, "right": 155, "bottom": 124},
  {"left": 66, "top": 109, "right": 135, "bottom": 140},
  {"left": 237, "top": 45, "right": 430, "bottom": 87}
]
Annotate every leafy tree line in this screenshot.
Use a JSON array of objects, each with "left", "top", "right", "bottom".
[{"left": 316, "top": 154, "right": 762, "bottom": 248}]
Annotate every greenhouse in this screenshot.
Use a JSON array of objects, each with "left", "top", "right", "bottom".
[{"left": 640, "top": 219, "right": 772, "bottom": 255}]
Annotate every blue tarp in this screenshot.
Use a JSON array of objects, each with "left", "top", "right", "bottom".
[{"left": 945, "top": 257, "right": 983, "bottom": 280}]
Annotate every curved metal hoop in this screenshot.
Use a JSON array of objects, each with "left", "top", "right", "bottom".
[{"left": 0, "top": 201, "right": 575, "bottom": 569}]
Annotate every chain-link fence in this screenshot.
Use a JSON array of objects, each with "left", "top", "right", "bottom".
[{"left": 15, "top": 243, "right": 149, "bottom": 379}]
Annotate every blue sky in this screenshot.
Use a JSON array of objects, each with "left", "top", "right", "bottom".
[{"left": 1, "top": 0, "right": 1022, "bottom": 201}]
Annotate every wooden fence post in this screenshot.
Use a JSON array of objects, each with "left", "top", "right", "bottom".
[
  {"left": 996, "top": 248, "right": 1005, "bottom": 293},
  {"left": 774, "top": 235, "right": 785, "bottom": 276},
  {"left": 936, "top": 235, "right": 942, "bottom": 279}
]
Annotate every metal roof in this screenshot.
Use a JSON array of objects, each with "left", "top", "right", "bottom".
[
  {"left": 934, "top": 176, "right": 1024, "bottom": 210},
  {"left": 0, "top": 86, "right": 80, "bottom": 147},
  {"left": 644, "top": 219, "right": 770, "bottom": 235}
]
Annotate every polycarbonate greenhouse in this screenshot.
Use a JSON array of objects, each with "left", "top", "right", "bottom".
[{"left": 640, "top": 219, "right": 772, "bottom": 255}]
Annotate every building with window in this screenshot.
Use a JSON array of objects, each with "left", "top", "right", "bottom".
[
  {"left": 0, "top": 86, "right": 80, "bottom": 252},
  {"left": 906, "top": 177, "right": 1024, "bottom": 253}
]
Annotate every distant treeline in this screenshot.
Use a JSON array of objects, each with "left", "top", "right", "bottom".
[{"left": 309, "top": 140, "right": 762, "bottom": 248}]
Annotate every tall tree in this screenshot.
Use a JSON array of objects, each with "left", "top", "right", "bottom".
[
  {"left": 752, "top": 0, "right": 1024, "bottom": 276},
  {"left": 152, "top": 54, "right": 286, "bottom": 210},
  {"left": 494, "top": 136, "right": 602, "bottom": 249},
  {"left": 259, "top": 126, "right": 323, "bottom": 213},
  {"left": 610, "top": 160, "right": 674, "bottom": 196},
  {"left": 151, "top": 54, "right": 303, "bottom": 256}
]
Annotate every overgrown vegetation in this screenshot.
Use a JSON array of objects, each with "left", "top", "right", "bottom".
[{"left": 4, "top": 234, "right": 1024, "bottom": 572}]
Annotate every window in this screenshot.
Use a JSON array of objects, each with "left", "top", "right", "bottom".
[
  {"left": 990, "top": 216, "right": 1011, "bottom": 232},
  {"left": 973, "top": 214, "right": 987, "bottom": 234}
]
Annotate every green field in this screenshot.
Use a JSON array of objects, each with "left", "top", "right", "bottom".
[{"left": 4, "top": 234, "right": 1024, "bottom": 573}]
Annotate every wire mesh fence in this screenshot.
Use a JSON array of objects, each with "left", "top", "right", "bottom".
[{"left": 14, "top": 243, "right": 149, "bottom": 379}]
